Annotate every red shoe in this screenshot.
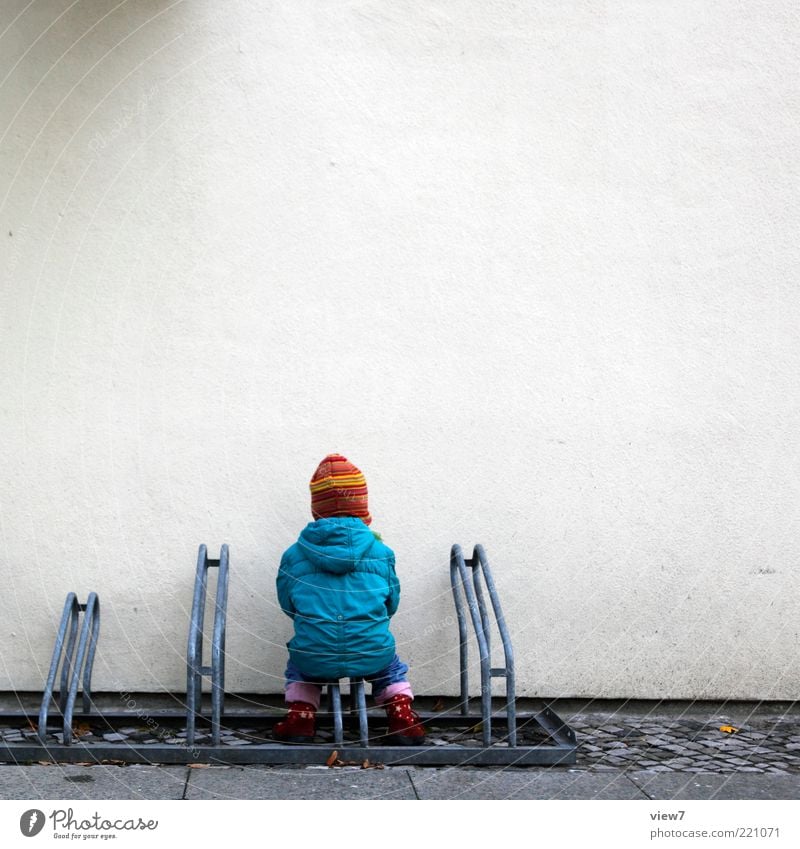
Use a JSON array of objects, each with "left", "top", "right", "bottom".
[
  {"left": 383, "top": 694, "right": 426, "bottom": 746},
  {"left": 272, "top": 701, "right": 316, "bottom": 743}
]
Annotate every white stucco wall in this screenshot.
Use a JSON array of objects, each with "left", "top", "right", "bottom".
[{"left": 1, "top": 0, "right": 798, "bottom": 700}]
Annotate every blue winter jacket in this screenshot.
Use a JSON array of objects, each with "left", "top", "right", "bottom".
[{"left": 276, "top": 516, "right": 400, "bottom": 680}]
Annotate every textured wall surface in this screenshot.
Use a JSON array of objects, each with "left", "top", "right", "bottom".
[{"left": 1, "top": 1, "right": 798, "bottom": 699}]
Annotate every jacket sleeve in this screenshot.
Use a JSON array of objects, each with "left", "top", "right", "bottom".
[
  {"left": 276, "top": 553, "right": 296, "bottom": 620},
  {"left": 385, "top": 551, "right": 400, "bottom": 617}
]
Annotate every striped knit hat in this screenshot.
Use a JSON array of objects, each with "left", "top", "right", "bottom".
[{"left": 309, "top": 453, "right": 372, "bottom": 526}]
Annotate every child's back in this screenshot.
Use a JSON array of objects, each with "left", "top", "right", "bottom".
[
  {"left": 273, "top": 453, "right": 425, "bottom": 745},
  {"left": 277, "top": 515, "right": 399, "bottom": 680}
]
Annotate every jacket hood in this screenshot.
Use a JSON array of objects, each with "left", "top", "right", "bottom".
[{"left": 296, "top": 516, "right": 378, "bottom": 574}]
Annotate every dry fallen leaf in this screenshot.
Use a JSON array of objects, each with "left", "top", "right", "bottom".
[
  {"left": 37, "top": 761, "right": 51, "bottom": 766},
  {"left": 188, "top": 763, "right": 211, "bottom": 769},
  {"left": 719, "top": 725, "right": 739, "bottom": 734},
  {"left": 72, "top": 723, "right": 92, "bottom": 738},
  {"left": 325, "top": 750, "right": 339, "bottom": 767},
  {"left": 432, "top": 698, "right": 446, "bottom": 712}
]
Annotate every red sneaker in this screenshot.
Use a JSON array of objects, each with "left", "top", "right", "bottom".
[
  {"left": 272, "top": 701, "right": 316, "bottom": 743},
  {"left": 383, "top": 694, "right": 426, "bottom": 746}
]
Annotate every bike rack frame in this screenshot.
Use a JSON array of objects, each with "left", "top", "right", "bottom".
[
  {"left": 450, "top": 543, "right": 516, "bottom": 746},
  {"left": 37, "top": 593, "right": 100, "bottom": 745},
  {"left": 186, "top": 544, "right": 229, "bottom": 746},
  {"left": 2, "top": 542, "right": 576, "bottom": 766}
]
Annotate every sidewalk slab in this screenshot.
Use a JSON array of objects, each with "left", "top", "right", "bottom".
[
  {"left": 408, "top": 767, "right": 645, "bottom": 800},
  {"left": 626, "top": 770, "right": 800, "bottom": 800},
  {"left": 184, "top": 765, "right": 416, "bottom": 800},
  {"left": 0, "top": 765, "right": 186, "bottom": 800}
]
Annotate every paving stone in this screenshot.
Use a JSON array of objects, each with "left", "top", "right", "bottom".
[
  {"left": 186, "top": 765, "right": 415, "bottom": 800},
  {"left": 628, "top": 771, "right": 799, "bottom": 800},
  {"left": 0, "top": 764, "right": 186, "bottom": 799},
  {"left": 410, "top": 769, "right": 646, "bottom": 800}
]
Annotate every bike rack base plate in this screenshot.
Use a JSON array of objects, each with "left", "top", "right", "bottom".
[
  {"left": 0, "top": 743, "right": 575, "bottom": 767},
  {"left": 0, "top": 709, "right": 576, "bottom": 767}
]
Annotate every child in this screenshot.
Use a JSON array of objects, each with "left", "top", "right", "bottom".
[{"left": 274, "top": 453, "right": 425, "bottom": 745}]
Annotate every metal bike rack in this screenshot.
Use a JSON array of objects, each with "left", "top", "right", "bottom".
[
  {"left": 328, "top": 679, "right": 369, "bottom": 747},
  {"left": 1, "top": 543, "right": 576, "bottom": 766},
  {"left": 450, "top": 543, "right": 516, "bottom": 746},
  {"left": 186, "top": 544, "right": 229, "bottom": 746},
  {"left": 37, "top": 592, "right": 100, "bottom": 745}
]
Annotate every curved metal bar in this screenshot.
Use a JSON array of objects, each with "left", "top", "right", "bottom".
[
  {"left": 210, "top": 544, "right": 229, "bottom": 746},
  {"left": 38, "top": 594, "right": 79, "bottom": 742},
  {"left": 58, "top": 598, "right": 80, "bottom": 713},
  {"left": 186, "top": 545, "right": 230, "bottom": 746},
  {"left": 330, "top": 684, "right": 344, "bottom": 746},
  {"left": 450, "top": 545, "right": 492, "bottom": 746},
  {"left": 186, "top": 545, "right": 209, "bottom": 746},
  {"left": 82, "top": 594, "right": 101, "bottom": 714},
  {"left": 354, "top": 680, "right": 368, "bottom": 746},
  {"left": 474, "top": 545, "right": 517, "bottom": 746},
  {"left": 449, "top": 545, "right": 471, "bottom": 716},
  {"left": 471, "top": 557, "right": 492, "bottom": 662},
  {"left": 63, "top": 594, "right": 100, "bottom": 744}
]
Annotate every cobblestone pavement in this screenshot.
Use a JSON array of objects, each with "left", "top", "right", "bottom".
[
  {"left": 2, "top": 705, "right": 798, "bottom": 775},
  {"left": 567, "top": 712, "right": 800, "bottom": 775}
]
